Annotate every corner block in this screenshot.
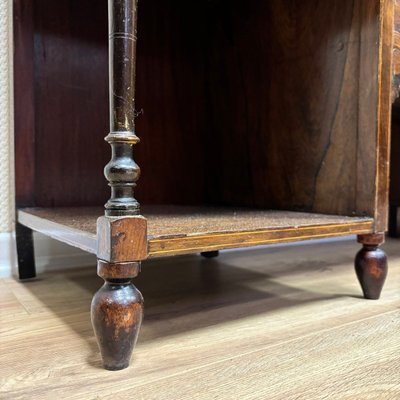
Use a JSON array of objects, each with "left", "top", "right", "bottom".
[{"left": 97, "top": 215, "right": 148, "bottom": 263}]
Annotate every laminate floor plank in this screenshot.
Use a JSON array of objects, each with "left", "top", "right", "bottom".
[
  {"left": 110, "top": 310, "right": 400, "bottom": 400},
  {"left": 1, "top": 238, "right": 399, "bottom": 399}
]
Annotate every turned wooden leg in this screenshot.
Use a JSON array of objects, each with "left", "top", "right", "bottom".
[
  {"left": 201, "top": 251, "right": 219, "bottom": 258},
  {"left": 93, "top": 0, "right": 146, "bottom": 371},
  {"left": 355, "top": 233, "right": 388, "bottom": 300},
  {"left": 15, "top": 223, "right": 36, "bottom": 280},
  {"left": 91, "top": 260, "right": 144, "bottom": 370}
]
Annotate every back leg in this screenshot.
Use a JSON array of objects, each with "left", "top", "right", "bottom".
[
  {"left": 15, "top": 223, "right": 36, "bottom": 280},
  {"left": 201, "top": 251, "right": 219, "bottom": 258}
]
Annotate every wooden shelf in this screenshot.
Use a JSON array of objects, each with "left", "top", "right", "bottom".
[{"left": 18, "top": 206, "right": 374, "bottom": 258}]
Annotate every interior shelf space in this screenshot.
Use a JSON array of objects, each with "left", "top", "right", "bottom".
[{"left": 18, "top": 207, "right": 374, "bottom": 258}]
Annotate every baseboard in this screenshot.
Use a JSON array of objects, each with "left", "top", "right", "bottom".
[
  {"left": 0, "top": 232, "right": 96, "bottom": 278},
  {"left": 0, "top": 232, "right": 16, "bottom": 278}
]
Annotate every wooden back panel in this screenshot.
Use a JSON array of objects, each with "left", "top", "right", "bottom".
[
  {"left": 14, "top": 0, "right": 391, "bottom": 225},
  {"left": 203, "top": 0, "right": 381, "bottom": 218}
]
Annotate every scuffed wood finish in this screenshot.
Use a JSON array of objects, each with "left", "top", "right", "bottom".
[
  {"left": 355, "top": 233, "right": 388, "bottom": 299},
  {"left": 91, "top": 0, "right": 145, "bottom": 371},
  {"left": 104, "top": 0, "right": 141, "bottom": 217},
  {"left": 97, "top": 215, "right": 147, "bottom": 263},
  {"left": 91, "top": 260, "right": 143, "bottom": 370},
  {"left": 18, "top": 206, "right": 374, "bottom": 259}
]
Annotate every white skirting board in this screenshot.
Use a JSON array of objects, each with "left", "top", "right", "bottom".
[
  {"left": 0, "top": 232, "right": 96, "bottom": 278},
  {"left": 0, "top": 230, "right": 356, "bottom": 279}
]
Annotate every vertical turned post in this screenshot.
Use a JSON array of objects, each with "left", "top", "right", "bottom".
[
  {"left": 355, "top": 233, "right": 388, "bottom": 300},
  {"left": 92, "top": 0, "right": 145, "bottom": 371},
  {"left": 105, "top": 0, "right": 140, "bottom": 216}
]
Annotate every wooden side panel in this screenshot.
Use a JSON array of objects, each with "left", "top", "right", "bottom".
[
  {"left": 204, "top": 0, "right": 381, "bottom": 217},
  {"left": 14, "top": 1, "right": 35, "bottom": 207},
  {"left": 374, "top": 0, "right": 395, "bottom": 231}
]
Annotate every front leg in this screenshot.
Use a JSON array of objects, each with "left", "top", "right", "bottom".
[
  {"left": 91, "top": 260, "right": 143, "bottom": 370},
  {"left": 355, "top": 233, "right": 388, "bottom": 300}
]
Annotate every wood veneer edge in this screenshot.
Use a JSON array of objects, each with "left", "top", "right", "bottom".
[
  {"left": 374, "top": 0, "right": 395, "bottom": 231},
  {"left": 148, "top": 220, "right": 374, "bottom": 257},
  {"left": 17, "top": 210, "right": 97, "bottom": 255}
]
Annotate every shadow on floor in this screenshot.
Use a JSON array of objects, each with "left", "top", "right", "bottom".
[{"left": 19, "top": 238, "right": 365, "bottom": 368}]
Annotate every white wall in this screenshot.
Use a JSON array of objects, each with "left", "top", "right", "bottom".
[
  {"left": 0, "top": 0, "right": 13, "bottom": 233},
  {"left": 0, "top": 0, "right": 17, "bottom": 277}
]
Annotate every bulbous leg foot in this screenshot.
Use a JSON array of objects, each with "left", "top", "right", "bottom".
[
  {"left": 91, "top": 261, "right": 144, "bottom": 370},
  {"left": 201, "top": 251, "right": 219, "bottom": 258},
  {"left": 355, "top": 234, "right": 388, "bottom": 300}
]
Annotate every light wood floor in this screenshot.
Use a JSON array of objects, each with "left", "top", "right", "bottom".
[{"left": 1, "top": 238, "right": 399, "bottom": 400}]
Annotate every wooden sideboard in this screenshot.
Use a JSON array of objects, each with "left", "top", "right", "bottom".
[{"left": 14, "top": 0, "right": 396, "bottom": 370}]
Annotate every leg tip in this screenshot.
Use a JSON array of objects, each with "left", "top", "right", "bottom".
[
  {"left": 104, "top": 362, "right": 130, "bottom": 371},
  {"left": 201, "top": 251, "right": 219, "bottom": 258},
  {"left": 18, "top": 273, "right": 37, "bottom": 281},
  {"left": 362, "top": 290, "right": 382, "bottom": 300}
]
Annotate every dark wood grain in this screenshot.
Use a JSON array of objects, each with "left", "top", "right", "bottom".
[
  {"left": 97, "top": 215, "right": 147, "bottom": 263},
  {"left": 355, "top": 233, "right": 388, "bottom": 300},
  {"left": 14, "top": 1, "right": 35, "bottom": 207},
  {"left": 16, "top": 0, "right": 206, "bottom": 207},
  {"left": 32, "top": 0, "right": 109, "bottom": 207},
  {"left": 203, "top": 0, "right": 381, "bottom": 219},
  {"left": 374, "top": 0, "right": 394, "bottom": 231},
  {"left": 91, "top": 260, "right": 143, "bottom": 370},
  {"left": 104, "top": 0, "right": 141, "bottom": 217}
]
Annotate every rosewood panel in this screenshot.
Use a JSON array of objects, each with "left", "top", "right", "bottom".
[
  {"left": 203, "top": 0, "right": 381, "bottom": 217},
  {"left": 14, "top": 1, "right": 35, "bottom": 206},
  {"left": 33, "top": 0, "right": 110, "bottom": 207},
  {"left": 19, "top": 0, "right": 207, "bottom": 208}
]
